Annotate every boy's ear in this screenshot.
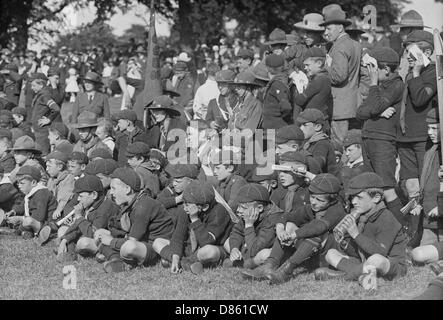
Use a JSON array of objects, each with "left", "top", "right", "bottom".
[
  {"left": 227, "top": 164, "right": 235, "bottom": 173},
  {"left": 270, "top": 180, "right": 278, "bottom": 188},
  {"left": 202, "top": 204, "right": 210, "bottom": 212},
  {"left": 314, "top": 123, "right": 323, "bottom": 131},
  {"left": 424, "top": 48, "right": 433, "bottom": 57},
  {"left": 81, "top": 164, "right": 87, "bottom": 171}
]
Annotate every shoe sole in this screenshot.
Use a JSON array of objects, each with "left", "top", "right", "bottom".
[
  {"left": 37, "top": 227, "right": 51, "bottom": 246},
  {"left": 429, "top": 263, "right": 442, "bottom": 276},
  {"left": 241, "top": 271, "right": 270, "bottom": 281}
]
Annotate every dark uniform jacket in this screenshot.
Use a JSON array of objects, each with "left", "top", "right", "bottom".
[
  {"left": 303, "top": 133, "right": 338, "bottom": 176},
  {"left": 145, "top": 116, "right": 187, "bottom": 152},
  {"left": 71, "top": 92, "right": 110, "bottom": 123},
  {"left": 107, "top": 191, "right": 174, "bottom": 251},
  {"left": 0, "top": 177, "right": 24, "bottom": 213},
  {"left": 173, "top": 73, "right": 198, "bottom": 109},
  {"left": 48, "top": 83, "right": 66, "bottom": 106},
  {"left": 229, "top": 202, "right": 283, "bottom": 258},
  {"left": 397, "top": 63, "right": 437, "bottom": 143},
  {"left": 31, "top": 87, "right": 62, "bottom": 133},
  {"left": 62, "top": 196, "right": 119, "bottom": 244},
  {"left": 3, "top": 73, "right": 21, "bottom": 106},
  {"left": 206, "top": 94, "right": 238, "bottom": 129},
  {"left": 73, "top": 135, "right": 110, "bottom": 159},
  {"left": 114, "top": 127, "right": 151, "bottom": 166},
  {"left": 356, "top": 73, "right": 405, "bottom": 141},
  {"left": 24, "top": 189, "right": 57, "bottom": 223},
  {"left": 0, "top": 153, "right": 16, "bottom": 173},
  {"left": 340, "top": 203, "right": 408, "bottom": 261},
  {"left": 275, "top": 185, "right": 310, "bottom": 214},
  {"left": 217, "top": 174, "right": 247, "bottom": 210},
  {"left": 262, "top": 73, "right": 292, "bottom": 129}
]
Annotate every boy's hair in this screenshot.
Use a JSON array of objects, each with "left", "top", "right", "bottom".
[
  {"left": 378, "top": 62, "right": 399, "bottom": 72},
  {"left": 305, "top": 56, "right": 325, "bottom": 68},
  {"left": 97, "top": 118, "right": 114, "bottom": 137},
  {"left": 32, "top": 79, "right": 46, "bottom": 87},
  {"left": 416, "top": 41, "right": 434, "bottom": 54},
  {"left": 267, "top": 65, "right": 285, "bottom": 75},
  {"left": 366, "top": 188, "right": 385, "bottom": 201}
]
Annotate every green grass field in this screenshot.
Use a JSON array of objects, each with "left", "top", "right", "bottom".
[{"left": 0, "top": 232, "right": 435, "bottom": 300}]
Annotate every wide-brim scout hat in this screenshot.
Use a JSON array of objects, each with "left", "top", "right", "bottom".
[
  {"left": 252, "top": 62, "right": 270, "bottom": 82},
  {"left": 264, "top": 28, "right": 288, "bottom": 46},
  {"left": 81, "top": 72, "right": 103, "bottom": 85},
  {"left": 214, "top": 70, "right": 236, "bottom": 83},
  {"left": 319, "top": 4, "right": 352, "bottom": 27},
  {"left": 391, "top": 10, "right": 429, "bottom": 29},
  {"left": 294, "top": 13, "right": 326, "bottom": 32},
  {"left": 146, "top": 95, "right": 181, "bottom": 118},
  {"left": 346, "top": 21, "right": 368, "bottom": 35},
  {"left": 8, "top": 135, "right": 42, "bottom": 154},
  {"left": 72, "top": 111, "right": 99, "bottom": 129},
  {"left": 231, "top": 71, "right": 263, "bottom": 87}
]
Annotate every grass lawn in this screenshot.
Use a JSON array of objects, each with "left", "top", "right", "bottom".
[{"left": 0, "top": 232, "right": 435, "bottom": 300}]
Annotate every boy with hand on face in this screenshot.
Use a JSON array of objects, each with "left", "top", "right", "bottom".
[
  {"left": 316, "top": 172, "right": 408, "bottom": 291},
  {"left": 223, "top": 183, "right": 283, "bottom": 269},
  {"left": 84, "top": 158, "right": 118, "bottom": 197},
  {"left": 297, "top": 109, "right": 338, "bottom": 176}
]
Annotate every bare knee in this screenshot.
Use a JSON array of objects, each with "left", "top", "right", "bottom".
[
  {"left": 197, "top": 245, "right": 220, "bottom": 262},
  {"left": 411, "top": 246, "right": 438, "bottom": 264},
  {"left": 120, "top": 240, "right": 138, "bottom": 258},
  {"left": 253, "top": 249, "right": 271, "bottom": 265},
  {"left": 223, "top": 238, "right": 230, "bottom": 253},
  {"left": 22, "top": 217, "right": 33, "bottom": 228},
  {"left": 152, "top": 238, "right": 169, "bottom": 253},
  {"left": 365, "top": 254, "right": 385, "bottom": 266}
]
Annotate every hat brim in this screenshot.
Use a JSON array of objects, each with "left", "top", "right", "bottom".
[
  {"left": 71, "top": 122, "right": 99, "bottom": 129},
  {"left": 346, "top": 29, "right": 366, "bottom": 35},
  {"left": 264, "top": 40, "right": 288, "bottom": 46},
  {"left": 319, "top": 19, "right": 352, "bottom": 27},
  {"left": 8, "top": 147, "right": 42, "bottom": 154},
  {"left": 147, "top": 106, "right": 182, "bottom": 118},
  {"left": 293, "top": 22, "right": 325, "bottom": 32},
  {"left": 231, "top": 81, "right": 263, "bottom": 87},
  {"left": 163, "top": 89, "right": 181, "bottom": 97},
  {"left": 391, "top": 24, "right": 429, "bottom": 29},
  {"left": 81, "top": 77, "right": 103, "bottom": 85},
  {"left": 346, "top": 187, "right": 364, "bottom": 196}
]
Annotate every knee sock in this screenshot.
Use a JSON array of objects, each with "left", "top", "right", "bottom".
[
  {"left": 288, "top": 239, "right": 319, "bottom": 266},
  {"left": 336, "top": 258, "right": 364, "bottom": 280},
  {"left": 386, "top": 198, "right": 406, "bottom": 226},
  {"left": 159, "top": 245, "right": 173, "bottom": 262}
]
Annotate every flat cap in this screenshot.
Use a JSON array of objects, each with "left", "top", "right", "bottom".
[
  {"left": 215, "top": 70, "right": 236, "bottom": 83},
  {"left": 11, "top": 107, "right": 27, "bottom": 117},
  {"left": 165, "top": 163, "right": 199, "bottom": 179},
  {"left": 404, "top": 30, "right": 434, "bottom": 47},
  {"left": 347, "top": 172, "right": 384, "bottom": 196},
  {"left": 16, "top": 165, "right": 41, "bottom": 181},
  {"left": 85, "top": 158, "right": 118, "bottom": 176},
  {"left": 111, "top": 167, "right": 141, "bottom": 192},
  {"left": 74, "top": 175, "right": 104, "bottom": 194},
  {"left": 54, "top": 140, "right": 73, "bottom": 155},
  {"left": 0, "top": 128, "right": 12, "bottom": 140},
  {"left": 126, "top": 142, "right": 150, "bottom": 158},
  {"left": 265, "top": 54, "right": 285, "bottom": 68},
  {"left": 308, "top": 173, "right": 341, "bottom": 194},
  {"left": 369, "top": 47, "right": 399, "bottom": 65},
  {"left": 49, "top": 122, "right": 69, "bottom": 139},
  {"left": 236, "top": 48, "right": 254, "bottom": 60},
  {"left": 115, "top": 109, "right": 137, "bottom": 123},
  {"left": 30, "top": 72, "right": 48, "bottom": 82},
  {"left": 343, "top": 129, "right": 362, "bottom": 148},
  {"left": 89, "top": 147, "right": 113, "bottom": 160},
  {"left": 46, "top": 150, "right": 69, "bottom": 163},
  {"left": 297, "top": 108, "right": 326, "bottom": 125},
  {"left": 303, "top": 47, "right": 327, "bottom": 60},
  {"left": 173, "top": 61, "right": 188, "bottom": 72},
  {"left": 149, "top": 149, "right": 168, "bottom": 169},
  {"left": 235, "top": 183, "right": 270, "bottom": 203},
  {"left": 426, "top": 108, "right": 439, "bottom": 124},
  {"left": 278, "top": 151, "right": 309, "bottom": 166},
  {"left": 151, "top": 95, "right": 174, "bottom": 108},
  {"left": 69, "top": 151, "right": 89, "bottom": 164},
  {"left": 183, "top": 181, "right": 215, "bottom": 205},
  {"left": 275, "top": 124, "right": 305, "bottom": 144}
]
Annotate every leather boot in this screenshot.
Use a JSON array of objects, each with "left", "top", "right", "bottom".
[
  {"left": 241, "top": 259, "right": 278, "bottom": 281},
  {"left": 268, "top": 260, "right": 296, "bottom": 285}
]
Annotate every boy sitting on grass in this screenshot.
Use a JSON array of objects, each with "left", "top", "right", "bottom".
[{"left": 315, "top": 172, "right": 408, "bottom": 291}]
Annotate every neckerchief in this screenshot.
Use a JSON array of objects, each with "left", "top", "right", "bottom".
[{"left": 24, "top": 184, "right": 48, "bottom": 217}]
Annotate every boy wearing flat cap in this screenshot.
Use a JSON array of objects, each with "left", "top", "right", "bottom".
[
  {"left": 410, "top": 109, "right": 443, "bottom": 264},
  {"left": 176, "top": 181, "right": 233, "bottom": 274},
  {"left": 153, "top": 164, "right": 200, "bottom": 273},
  {"left": 56, "top": 175, "right": 119, "bottom": 262},
  {"left": 84, "top": 158, "right": 118, "bottom": 195},
  {"left": 356, "top": 47, "right": 406, "bottom": 227},
  {"left": 13, "top": 166, "right": 57, "bottom": 241},
  {"left": 317, "top": 172, "right": 408, "bottom": 291},
  {"left": 96, "top": 167, "right": 173, "bottom": 273},
  {"left": 297, "top": 109, "right": 338, "bottom": 176},
  {"left": 397, "top": 31, "right": 438, "bottom": 244},
  {"left": 211, "top": 150, "right": 248, "bottom": 211},
  {"left": 248, "top": 164, "right": 285, "bottom": 206},
  {"left": 274, "top": 124, "right": 305, "bottom": 156},
  {"left": 262, "top": 54, "right": 292, "bottom": 129},
  {"left": 243, "top": 173, "right": 345, "bottom": 284},
  {"left": 293, "top": 47, "right": 332, "bottom": 120},
  {"left": 11, "top": 107, "right": 33, "bottom": 139},
  {"left": 224, "top": 183, "right": 283, "bottom": 269},
  {"left": 114, "top": 109, "right": 150, "bottom": 166},
  {"left": 126, "top": 141, "right": 160, "bottom": 197}
]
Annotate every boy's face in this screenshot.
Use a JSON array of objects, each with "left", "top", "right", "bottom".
[
  {"left": 151, "top": 110, "right": 167, "bottom": 124},
  {"left": 77, "top": 191, "right": 96, "bottom": 209},
  {"left": 110, "top": 178, "right": 129, "bottom": 205},
  {"left": 218, "top": 83, "right": 230, "bottom": 96},
  {"left": 46, "top": 159, "right": 63, "bottom": 178},
  {"left": 345, "top": 144, "right": 362, "bottom": 163},
  {"left": 278, "top": 171, "right": 295, "bottom": 188},
  {"left": 17, "top": 178, "right": 36, "bottom": 195},
  {"left": 324, "top": 24, "right": 342, "bottom": 43},
  {"left": 236, "top": 201, "right": 262, "bottom": 219},
  {"left": 12, "top": 114, "right": 24, "bottom": 125},
  {"left": 377, "top": 66, "right": 389, "bottom": 82},
  {"left": 183, "top": 202, "right": 201, "bottom": 216},
  {"left": 48, "top": 130, "right": 59, "bottom": 145},
  {"left": 428, "top": 123, "right": 440, "bottom": 144},
  {"left": 96, "top": 173, "right": 111, "bottom": 189},
  {"left": 351, "top": 191, "right": 378, "bottom": 215},
  {"left": 213, "top": 164, "right": 233, "bottom": 181},
  {"left": 299, "top": 122, "right": 317, "bottom": 139},
  {"left": 31, "top": 80, "right": 44, "bottom": 93},
  {"left": 310, "top": 194, "right": 331, "bottom": 213},
  {"left": 234, "top": 86, "right": 247, "bottom": 97},
  {"left": 127, "top": 155, "right": 143, "bottom": 169},
  {"left": 172, "top": 177, "right": 192, "bottom": 194},
  {"left": 13, "top": 151, "right": 29, "bottom": 165},
  {"left": 78, "top": 127, "right": 93, "bottom": 142},
  {"left": 95, "top": 125, "right": 107, "bottom": 140},
  {"left": 258, "top": 179, "right": 277, "bottom": 193},
  {"left": 68, "top": 160, "right": 84, "bottom": 177},
  {"left": 117, "top": 119, "right": 129, "bottom": 131},
  {"left": 303, "top": 58, "right": 322, "bottom": 77}
]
